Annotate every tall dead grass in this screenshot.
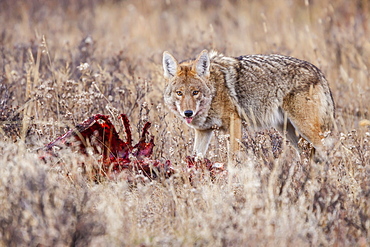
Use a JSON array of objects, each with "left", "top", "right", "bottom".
[{"left": 0, "top": 0, "right": 369, "bottom": 246}]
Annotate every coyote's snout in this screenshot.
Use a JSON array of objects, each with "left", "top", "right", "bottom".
[{"left": 163, "top": 49, "right": 335, "bottom": 161}]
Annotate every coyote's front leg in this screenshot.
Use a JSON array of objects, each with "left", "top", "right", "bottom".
[
  {"left": 229, "top": 112, "right": 242, "bottom": 163},
  {"left": 229, "top": 112, "right": 242, "bottom": 153},
  {"left": 193, "top": 129, "right": 213, "bottom": 157}
]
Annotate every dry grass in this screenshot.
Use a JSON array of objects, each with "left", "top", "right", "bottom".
[{"left": 0, "top": 0, "right": 369, "bottom": 246}]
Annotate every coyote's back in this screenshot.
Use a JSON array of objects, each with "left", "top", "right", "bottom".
[{"left": 163, "top": 50, "right": 335, "bottom": 160}]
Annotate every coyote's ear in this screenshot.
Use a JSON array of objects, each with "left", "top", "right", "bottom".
[
  {"left": 163, "top": 51, "right": 178, "bottom": 79},
  {"left": 194, "top": 50, "right": 210, "bottom": 78}
]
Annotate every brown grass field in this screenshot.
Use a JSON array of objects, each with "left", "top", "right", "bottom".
[{"left": 1, "top": 0, "right": 370, "bottom": 246}]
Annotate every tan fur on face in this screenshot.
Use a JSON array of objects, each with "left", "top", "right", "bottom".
[{"left": 176, "top": 65, "right": 197, "bottom": 77}]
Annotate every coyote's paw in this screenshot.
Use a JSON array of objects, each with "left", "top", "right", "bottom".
[{"left": 195, "top": 152, "right": 204, "bottom": 162}]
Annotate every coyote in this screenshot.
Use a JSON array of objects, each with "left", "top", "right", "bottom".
[{"left": 162, "top": 50, "right": 334, "bottom": 160}]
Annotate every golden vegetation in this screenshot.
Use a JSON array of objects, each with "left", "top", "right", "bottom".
[{"left": 0, "top": 0, "right": 369, "bottom": 246}]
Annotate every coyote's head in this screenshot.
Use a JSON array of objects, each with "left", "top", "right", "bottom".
[{"left": 162, "top": 50, "right": 213, "bottom": 125}]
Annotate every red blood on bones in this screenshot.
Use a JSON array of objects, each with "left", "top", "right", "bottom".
[{"left": 41, "top": 114, "right": 220, "bottom": 180}]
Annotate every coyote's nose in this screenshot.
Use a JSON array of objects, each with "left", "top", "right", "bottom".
[{"left": 184, "top": 110, "right": 193, "bottom": 117}]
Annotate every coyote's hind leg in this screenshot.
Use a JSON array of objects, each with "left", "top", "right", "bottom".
[{"left": 282, "top": 85, "right": 333, "bottom": 160}]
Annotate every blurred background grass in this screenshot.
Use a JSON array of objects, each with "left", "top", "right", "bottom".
[{"left": 0, "top": 0, "right": 369, "bottom": 246}]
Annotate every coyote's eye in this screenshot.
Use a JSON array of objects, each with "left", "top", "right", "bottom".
[
  {"left": 193, "top": 91, "right": 199, "bottom": 96},
  {"left": 176, "top": 91, "right": 183, "bottom": 96}
]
